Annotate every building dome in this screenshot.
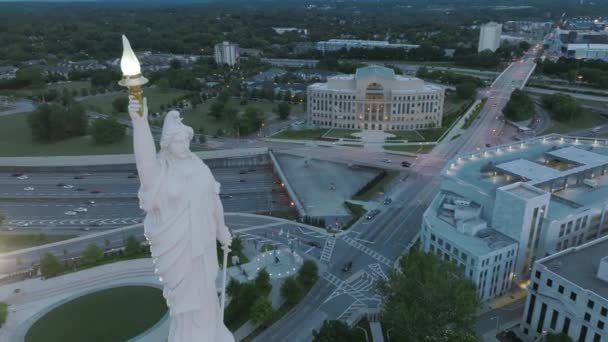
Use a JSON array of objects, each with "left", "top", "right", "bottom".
[{"left": 355, "top": 65, "right": 396, "bottom": 80}]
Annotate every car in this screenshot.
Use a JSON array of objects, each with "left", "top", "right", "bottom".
[
  {"left": 81, "top": 227, "right": 91, "bottom": 231},
  {"left": 75, "top": 207, "right": 88, "bottom": 213},
  {"left": 91, "top": 222, "right": 103, "bottom": 227},
  {"left": 65, "top": 211, "right": 77, "bottom": 216},
  {"left": 127, "top": 174, "right": 138, "bottom": 179},
  {"left": 16, "top": 175, "right": 28, "bottom": 180},
  {"left": 73, "top": 175, "right": 85, "bottom": 179},
  {"left": 382, "top": 159, "right": 392, "bottom": 164},
  {"left": 383, "top": 198, "right": 392, "bottom": 205},
  {"left": 24, "top": 186, "right": 34, "bottom": 191},
  {"left": 90, "top": 189, "right": 102, "bottom": 194},
  {"left": 365, "top": 209, "right": 381, "bottom": 220},
  {"left": 401, "top": 161, "right": 411, "bottom": 167},
  {"left": 63, "top": 184, "right": 74, "bottom": 189},
  {"left": 76, "top": 187, "right": 86, "bottom": 191},
  {"left": 485, "top": 144, "right": 491, "bottom": 148},
  {"left": 17, "top": 222, "right": 29, "bottom": 227},
  {"left": 306, "top": 241, "right": 322, "bottom": 248},
  {"left": 342, "top": 261, "right": 353, "bottom": 273},
  {"left": 11, "top": 172, "right": 24, "bottom": 177},
  {"left": 56, "top": 182, "right": 66, "bottom": 187},
  {"left": 239, "top": 170, "right": 247, "bottom": 174},
  {"left": 86, "top": 200, "right": 96, "bottom": 204},
  {"left": 239, "top": 179, "right": 246, "bottom": 182}
]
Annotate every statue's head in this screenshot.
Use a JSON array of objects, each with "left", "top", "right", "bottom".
[{"left": 160, "top": 110, "right": 194, "bottom": 159}]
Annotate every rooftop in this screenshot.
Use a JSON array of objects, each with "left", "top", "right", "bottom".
[
  {"left": 540, "top": 235, "right": 608, "bottom": 300},
  {"left": 355, "top": 65, "right": 396, "bottom": 80},
  {"left": 426, "top": 192, "right": 517, "bottom": 256},
  {"left": 445, "top": 135, "right": 608, "bottom": 215}
]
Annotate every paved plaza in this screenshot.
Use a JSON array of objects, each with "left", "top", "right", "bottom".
[{"left": 274, "top": 153, "right": 380, "bottom": 218}]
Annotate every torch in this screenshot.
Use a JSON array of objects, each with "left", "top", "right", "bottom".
[{"left": 118, "top": 35, "right": 148, "bottom": 117}]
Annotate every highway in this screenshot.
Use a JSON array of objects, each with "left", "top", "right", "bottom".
[
  {"left": 0, "top": 165, "right": 293, "bottom": 231},
  {"left": 253, "top": 48, "right": 540, "bottom": 341}
]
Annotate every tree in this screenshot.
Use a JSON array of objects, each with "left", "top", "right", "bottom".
[
  {"left": 276, "top": 102, "right": 291, "bottom": 120},
  {"left": 209, "top": 101, "right": 225, "bottom": 120},
  {"left": 170, "top": 59, "right": 182, "bottom": 70},
  {"left": 456, "top": 81, "right": 478, "bottom": 100},
  {"left": 80, "top": 88, "right": 89, "bottom": 97},
  {"left": 91, "top": 118, "right": 126, "bottom": 144},
  {"left": 280, "top": 276, "right": 302, "bottom": 305},
  {"left": 378, "top": 247, "right": 479, "bottom": 342},
  {"left": 254, "top": 268, "right": 272, "bottom": 295},
  {"left": 312, "top": 320, "right": 358, "bottom": 342},
  {"left": 541, "top": 93, "right": 583, "bottom": 122},
  {"left": 503, "top": 89, "right": 534, "bottom": 121},
  {"left": 546, "top": 333, "right": 574, "bottom": 342},
  {"left": 81, "top": 243, "right": 104, "bottom": 265},
  {"left": 16, "top": 67, "right": 44, "bottom": 88},
  {"left": 226, "top": 278, "right": 242, "bottom": 297},
  {"left": 297, "top": 260, "right": 319, "bottom": 289},
  {"left": 124, "top": 235, "right": 141, "bottom": 256},
  {"left": 223, "top": 106, "right": 239, "bottom": 123},
  {"left": 239, "top": 106, "right": 263, "bottom": 135},
  {"left": 250, "top": 296, "right": 273, "bottom": 324},
  {"left": 112, "top": 96, "right": 129, "bottom": 113},
  {"left": 27, "top": 103, "right": 87, "bottom": 142},
  {"left": 40, "top": 253, "right": 63, "bottom": 278}
]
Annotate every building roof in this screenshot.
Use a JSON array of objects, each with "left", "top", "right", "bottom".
[
  {"left": 355, "top": 65, "right": 396, "bottom": 80},
  {"left": 495, "top": 159, "right": 563, "bottom": 182},
  {"left": 547, "top": 146, "right": 608, "bottom": 165},
  {"left": 539, "top": 235, "right": 608, "bottom": 300}
]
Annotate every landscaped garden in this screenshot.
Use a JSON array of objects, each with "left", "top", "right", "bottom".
[{"left": 25, "top": 286, "right": 167, "bottom": 342}]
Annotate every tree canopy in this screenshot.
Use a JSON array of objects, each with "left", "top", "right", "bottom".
[
  {"left": 27, "top": 103, "right": 87, "bottom": 142},
  {"left": 503, "top": 89, "right": 534, "bottom": 122},
  {"left": 378, "top": 247, "right": 479, "bottom": 342},
  {"left": 541, "top": 93, "right": 583, "bottom": 122},
  {"left": 312, "top": 320, "right": 360, "bottom": 342},
  {"left": 90, "top": 117, "right": 126, "bottom": 145}
]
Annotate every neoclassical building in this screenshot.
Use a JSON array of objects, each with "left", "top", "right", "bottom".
[{"left": 307, "top": 65, "right": 444, "bottom": 131}]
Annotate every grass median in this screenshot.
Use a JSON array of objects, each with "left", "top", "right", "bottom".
[{"left": 0, "top": 234, "right": 76, "bottom": 253}]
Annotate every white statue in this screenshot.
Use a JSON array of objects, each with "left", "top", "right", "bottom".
[{"left": 128, "top": 97, "right": 234, "bottom": 342}]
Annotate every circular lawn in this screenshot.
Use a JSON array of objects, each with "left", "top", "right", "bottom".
[{"left": 25, "top": 286, "right": 167, "bottom": 342}]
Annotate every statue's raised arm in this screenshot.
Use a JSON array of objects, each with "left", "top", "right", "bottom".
[{"left": 128, "top": 96, "right": 158, "bottom": 193}]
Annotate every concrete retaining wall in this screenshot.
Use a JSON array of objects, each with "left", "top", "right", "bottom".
[{"left": 268, "top": 151, "right": 305, "bottom": 218}]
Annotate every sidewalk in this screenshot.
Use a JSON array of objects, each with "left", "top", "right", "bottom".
[{"left": 478, "top": 287, "right": 528, "bottom": 315}]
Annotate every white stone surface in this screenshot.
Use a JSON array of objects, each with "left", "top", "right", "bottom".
[{"left": 129, "top": 97, "right": 234, "bottom": 342}]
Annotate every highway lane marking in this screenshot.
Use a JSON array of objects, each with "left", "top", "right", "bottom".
[
  {"left": 354, "top": 238, "right": 374, "bottom": 244},
  {"left": 304, "top": 247, "right": 315, "bottom": 254}
]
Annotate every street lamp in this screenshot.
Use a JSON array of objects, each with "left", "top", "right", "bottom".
[{"left": 118, "top": 35, "right": 148, "bottom": 117}]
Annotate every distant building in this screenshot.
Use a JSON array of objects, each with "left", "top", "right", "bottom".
[
  {"left": 0, "top": 66, "right": 18, "bottom": 80},
  {"left": 521, "top": 235, "right": 608, "bottom": 342},
  {"left": 422, "top": 134, "right": 608, "bottom": 301},
  {"left": 316, "top": 39, "right": 419, "bottom": 53},
  {"left": 478, "top": 22, "right": 503, "bottom": 52},
  {"left": 214, "top": 41, "right": 240, "bottom": 66},
  {"left": 261, "top": 58, "right": 318, "bottom": 68},
  {"left": 567, "top": 44, "right": 608, "bottom": 62},
  {"left": 307, "top": 65, "right": 444, "bottom": 131},
  {"left": 272, "top": 27, "right": 308, "bottom": 36}
]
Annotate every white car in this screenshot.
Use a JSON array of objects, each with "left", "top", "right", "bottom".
[
  {"left": 382, "top": 159, "right": 392, "bottom": 163},
  {"left": 17, "top": 175, "right": 28, "bottom": 180},
  {"left": 63, "top": 185, "right": 74, "bottom": 189},
  {"left": 75, "top": 207, "right": 88, "bottom": 213},
  {"left": 24, "top": 186, "right": 34, "bottom": 191},
  {"left": 65, "top": 211, "right": 77, "bottom": 216}
]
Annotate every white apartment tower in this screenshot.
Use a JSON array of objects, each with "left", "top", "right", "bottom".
[
  {"left": 214, "top": 41, "right": 239, "bottom": 66},
  {"left": 478, "top": 22, "right": 502, "bottom": 52}
]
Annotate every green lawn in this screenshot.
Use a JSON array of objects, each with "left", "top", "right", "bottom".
[
  {"left": 0, "top": 112, "right": 135, "bottom": 156},
  {"left": 386, "top": 130, "right": 424, "bottom": 141},
  {"left": 324, "top": 129, "right": 360, "bottom": 139},
  {"left": 545, "top": 110, "right": 608, "bottom": 134},
  {"left": 25, "top": 286, "right": 167, "bottom": 342},
  {"left": 384, "top": 145, "right": 434, "bottom": 153},
  {"left": 272, "top": 128, "right": 328, "bottom": 140},
  {"left": 80, "top": 87, "right": 187, "bottom": 115},
  {"left": 0, "top": 234, "right": 76, "bottom": 253},
  {"left": 183, "top": 99, "right": 303, "bottom": 137}
]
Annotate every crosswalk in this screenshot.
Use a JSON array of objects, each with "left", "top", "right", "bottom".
[
  {"left": 368, "top": 263, "right": 389, "bottom": 281},
  {"left": 341, "top": 235, "right": 393, "bottom": 267},
  {"left": 322, "top": 270, "right": 382, "bottom": 304},
  {"left": 320, "top": 235, "right": 336, "bottom": 263},
  {"left": 6, "top": 217, "right": 143, "bottom": 226},
  {"left": 337, "top": 300, "right": 368, "bottom": 323}
]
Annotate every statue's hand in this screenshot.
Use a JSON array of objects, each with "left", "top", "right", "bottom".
[{"left": 128, "top": 96, "right": 148, "bottom": 121}]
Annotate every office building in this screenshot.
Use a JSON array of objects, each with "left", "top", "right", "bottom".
[
  {"left": 421, "top": 135, "right": 608, "bottom": 300},
  {"left": 307, "top": 65, "right": 444, "bottom": 131},
  {"left": 316, "top": 39, "right": 419, "bottom": 53},
  {"left": 521, "top": 235, "right": 608, "bottom": 342},
  {"left": 214, "top": 41, "right": 239, "bottom": 67},
  {"left": 479, "top": 22, "right": 503, "bottom": 52},
  {"left": 567, "top": 44, "right": 608, "bottom": 62}
]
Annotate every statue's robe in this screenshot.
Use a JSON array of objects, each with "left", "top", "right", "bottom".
[{"left": 139, "top": 152, "right": 234, "bottom": 342}]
